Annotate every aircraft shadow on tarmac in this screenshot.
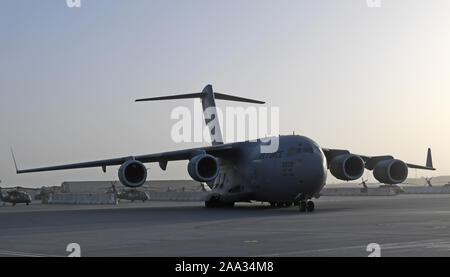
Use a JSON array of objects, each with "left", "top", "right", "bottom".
[{"left": 0, "top": 202, "right": 360, "bottom": 240}]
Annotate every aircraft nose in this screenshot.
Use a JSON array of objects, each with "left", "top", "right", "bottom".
[{"left": 302, "top": 152, "right": 327, "bottom": 192}]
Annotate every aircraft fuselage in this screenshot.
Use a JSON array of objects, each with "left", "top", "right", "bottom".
[{"left": 209, "top": 135, "right": 327, "bottom": 203}]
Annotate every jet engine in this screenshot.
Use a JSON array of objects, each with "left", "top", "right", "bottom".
[
  {"left": 373, "top": 159, "right": 408, "bottom": 184},
  {"left": 187, "top": 154, "right": 219, "bottom": 182},
  {"left": 118, "top": 160, "right": 147, "bottom": 188},
  {"left": 330, "top": 154, "right": 365, "bottom": 181}
]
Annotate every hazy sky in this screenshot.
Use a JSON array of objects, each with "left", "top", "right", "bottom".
[{"left": 1, "top": 0, "right": 449, "bottom": 187}]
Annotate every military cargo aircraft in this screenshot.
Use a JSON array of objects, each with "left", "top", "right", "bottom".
[
  {"left": 13, "top": 85, "right": 435, "bottom": 212},
  {"left": 0, "top": 187, "right": 32, "bottom": 206}
]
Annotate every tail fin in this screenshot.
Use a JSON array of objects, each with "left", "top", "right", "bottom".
[
  {"left": 136, "top": 84, "right": 265, "bottom": 145},
  {"left": 426, "top": 148, "right": 433, "bottom": 168}
]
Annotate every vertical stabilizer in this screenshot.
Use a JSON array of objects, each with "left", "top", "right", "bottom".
[{"left": 200, "top": 85, "right": 223, "bottom": 145}]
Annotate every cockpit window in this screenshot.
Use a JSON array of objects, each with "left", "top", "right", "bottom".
[
  {"left": 313, "top": 145, "right": 322, "bottom": 154},
  {"left": 288, "top": 143, "right": 317, "bottom": 155}
]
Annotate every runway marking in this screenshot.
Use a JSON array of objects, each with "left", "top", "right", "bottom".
[
  {"left": 0, "top": 249, "right": 62, "bottom": 257},
  {"left": 244, "top": 240, "right": 259, "bottom": 243},
  {"left": 256, "top": 239, "right": 450, "bottom": 256}
]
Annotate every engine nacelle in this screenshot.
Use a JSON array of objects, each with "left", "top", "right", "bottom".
[
  {"left": 373, "top": 159, "right": 408, "bottom": 184},
  {"left": 330, "top": 154, "right": 365, "bottom": 181},
  {"left": 187, "top": 154, "right": 219, "bottom": 182},
  {"left": 118, "top": 160, "right": 147, "bottom": 188}
]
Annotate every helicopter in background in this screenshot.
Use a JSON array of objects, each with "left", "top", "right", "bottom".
[
  {"left": 358, "top": 178, "right": 369, "bottom": 192},
  {"left": 107, "top": 182, "right": 150, "bottom": 203},
  {"left": 357, "top": 177, "right": 406, "bottom": 193},
  {"left": 0, "top": 187, "right": 32, "bottom": 206},
  {"left": 423, "top": 177, "right": 433, "bottom": 187}
]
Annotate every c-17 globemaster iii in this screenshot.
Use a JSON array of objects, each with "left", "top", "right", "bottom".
[{"left": 12, "top": 84, "right": 435, "bottom": 212}]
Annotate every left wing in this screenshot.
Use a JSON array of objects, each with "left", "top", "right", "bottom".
[
  {"left": 13, "top": 144, "right": 237, "bottom": 174},
  {"left": 322, "top": 147, "right": 435, "bottom": 171}
]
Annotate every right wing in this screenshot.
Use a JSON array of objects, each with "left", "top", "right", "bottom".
[{"left": 13, "top": 144, "right": 237, "bottom": 174}]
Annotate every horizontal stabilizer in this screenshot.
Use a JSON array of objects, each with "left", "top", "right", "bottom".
[
  {"left": 213, "top": 92, "right": 265, "bottom": 104},
  {"left": 135, "top": 84, "right": 264, "bottom": 146},
  {"left": 135, "top": 91, "right": 264, "bottom": 104},
  {"left": 135, "top": 93, "right": 203, "bottom": 102}
]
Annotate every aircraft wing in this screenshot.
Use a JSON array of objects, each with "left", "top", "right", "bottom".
[
  {"left": 403, "top": 163, "right": 435, "bottom": 171},
  {"left": 13, "top": 144, "right": 236, "bottom": 174},
  {"left": 322, "top": 148, "right": 436, "bottom": 171}
]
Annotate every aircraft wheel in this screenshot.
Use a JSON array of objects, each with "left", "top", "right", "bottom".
[
  {"left": 299, "top": 201, "right": 306, "bottom": 212},
  {"left": 26, "top": 203, "right": 29, "bottom": 206},
  {"left": 12, "top": 203, "right": 16, "bottom": 206},
  {"left": 205, "top": 200, "right": 216, "bottom": 208},
  {"left": 205, "top": 200, "right": 234, "bottom": 208},
  {"left": 270, "top": 202, "right": 276, "bottom": 208},
  {"left": 306, "top": 201, "right": 315, "bottom": 212},
  {"left": 217, "top": 202, "right": 234, "bottom": 208},
  {"left": 225, "top": 202, "right": 235, "bottom": 208}
]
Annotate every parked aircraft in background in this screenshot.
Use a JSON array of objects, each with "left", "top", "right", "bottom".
[
  {"left": 425, "top": 177, "right": 433, "bottom": 187},
  {"left": 0, "top": 187, "right": 32, "bottom": 206},
  {"left": 358, "top": 178, "right": 369, "bottom": 189},
  {"left": 108, "top": 182, "right": 150, "bottom": 203},
  {"left": 13, "top": 85, "right": 435, "bottom": 212}
]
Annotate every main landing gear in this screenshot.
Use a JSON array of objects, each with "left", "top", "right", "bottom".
[
  {"left": 269, "top": 202, "right": 293, "bottom": 208},
  {"left": 298, "top": 200, "right": 314, "bottom": 212},
  {"left": 205, "top": 199, "right": 235, "bottom": 208},
  {"left": 269, "top": 200, "right": 315, "bottom": 212}
]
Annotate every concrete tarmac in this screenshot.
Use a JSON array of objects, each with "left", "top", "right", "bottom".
[{"left": 1, "top": 194, "right": 450, "bottom": 257}]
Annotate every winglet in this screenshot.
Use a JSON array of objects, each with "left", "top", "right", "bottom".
[
  {"left": 10, "top": 147, "right": 19, "bottom": 174},
  {"left": 426, "top": 148, "right": 433, "bottom": 168}
]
